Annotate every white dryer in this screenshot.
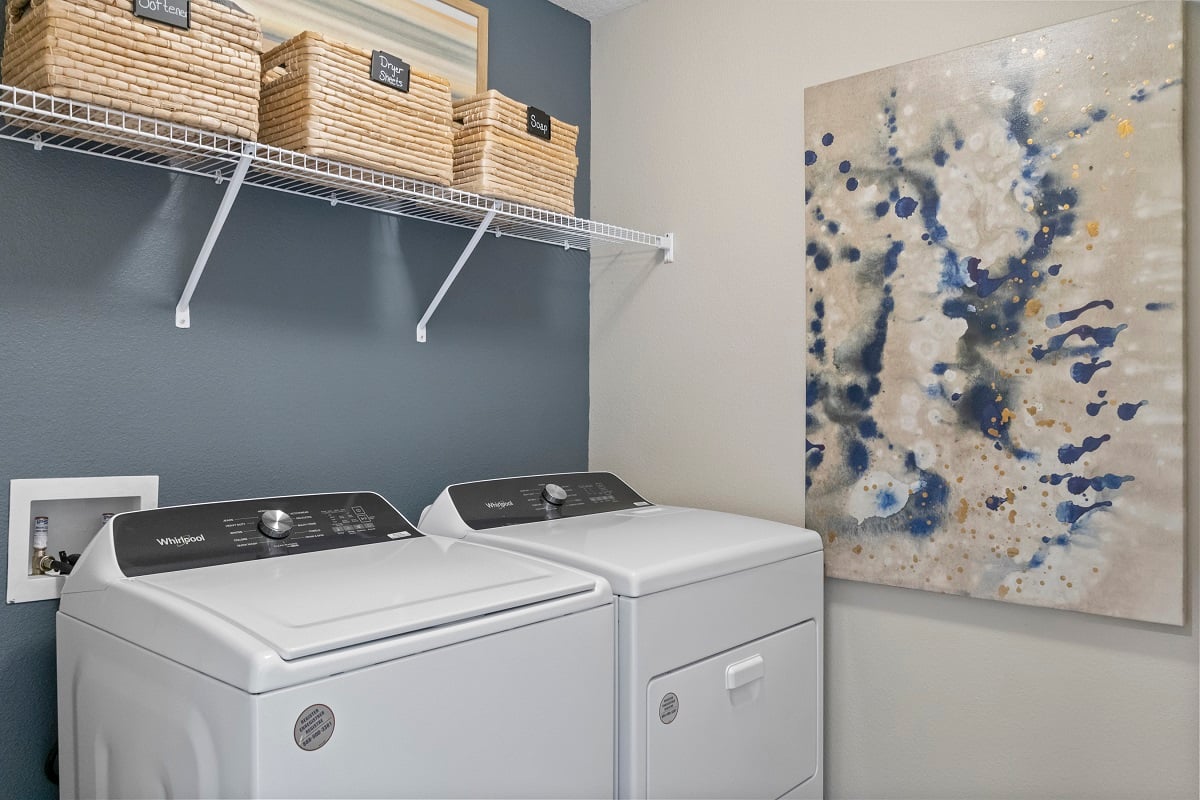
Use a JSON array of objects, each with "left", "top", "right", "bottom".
[
  {"left": 421, "top": 472, "right": 824, "bottom": 799},
  {"left": 57, "top": 491, "right": 615, "bottom": 799}
]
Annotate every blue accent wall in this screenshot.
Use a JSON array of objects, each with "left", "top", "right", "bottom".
[{"left": 0, "top": 0, "right": 589, "bottom": 794}]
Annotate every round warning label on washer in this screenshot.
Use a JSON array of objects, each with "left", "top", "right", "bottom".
[
  {"left": 658, "top": 692, "right": 679, "bottom": 724},
  {"left": 294, "top": 704, "right": 335, "bottom": 751}
]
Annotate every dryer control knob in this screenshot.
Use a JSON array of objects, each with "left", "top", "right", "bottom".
[
  {"left": 542, "top": 484, "right": 568, "bottom": 507},
  {"left": 258, "top": 509, "right": 294, "bottom": 539}
]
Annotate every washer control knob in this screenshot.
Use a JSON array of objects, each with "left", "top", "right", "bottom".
[
  {"left": 258, "top": 509, "right": 294, "bottom": 540},
  {"left": 542, "top": 484, "right": 568, "bottom": 507}
]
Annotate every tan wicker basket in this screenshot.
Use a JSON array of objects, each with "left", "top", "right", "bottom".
[
  {"left": 452, "top": 90, "right": 578, "bottom": 215},
  {"left": 257, "top": 31, "right": 454, "bottom": 185},
  {"left": 1, "top": 0, "right": 262, "bottom": 140}
]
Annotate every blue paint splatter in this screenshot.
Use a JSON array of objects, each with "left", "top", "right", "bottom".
[
  {"left": 1117, "top": 400, "right": 1147, "bottom": 421},
  {"left": 813, "top": 300, "right": 825, "bottom": 318},
  {"left": 1045, "top": 299, "right": 1114, "bottom": 328},
  {"left": 874, "top": 201, "right": 890, "bottom": 217},
  {"left": 894, "top": 196, "right": 918, "bottom": 218},
  {"left": 1090, "top": 108, "right": 1108, "bottom": 122},
  {"left": 1070, "top": 358, "right": 1112, "bottom": 384},
  {"left": 1030, "top": 324, "right": 1126, "bottom": 361},
  {"left": 813, "top": 245, "right": 833, "bottom": 271},
  {"left": 882, "top": 241, "right": 905, "bottom": 277},
  {"left": 822, "top": 132, "right": 835, "bottom": 146},
  {"left": 827, "top": 221, "right": 840, "bottom": 234},
  {"left": 1058, "top": 434, "right": 1111, "bottom": 465},
  {"left": 806, "top": 439, "right": 825, "bottom": 452},
  {"left": 846, "top": 177, "right": 859, "bottom": 191},
  {"left": 1048, "top": 264, "right": 1063, "bottom": 276},
  {"left": 876, "top": 490, "right": 901, "bottom": 514},
  {"left": 931, "top": 362, "right": 950, "bottom": 375},
  {"left": 1041, "top": 473, "right": 1134, "bottom": 494},
  {"left": 839, "top": 160, "right": 852, "bottom": 173},
  {"left": 1085, "top": 400, "right": 1108, "bottom": 416},
  {"left": 845, "top": 384, "right": 870, "bottom": 409},
  {"left": 907, "top": 470, "right": 949, "bottom": 538},
  {"left": 859, "top": 293, "right": 894, "bottom": 376},
  {"left": 847, "top": 440, "right": 870, "bottom": 475},
  {"left": 985, "top": 495, "right": 1007, "bottom": 511},
  {"left": 842, "top": 247, "right": 861, "bottom": 263},
  {"left": 805, "top": 150, "right": 817, "bottom": 166},
  {"left": 1056, "top": 500, "right": 1113, "bottom": 525},
  {"left": 933, "top": 148, "right": 948, "bottom": 166},
  {"left": 806, "top": 378, "right": 820, "bottom": 407},
  {"left": 1146, "top": 302, "right": 1174, "bottom": 311}
]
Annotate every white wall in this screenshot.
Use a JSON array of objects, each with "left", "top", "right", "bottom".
[{"left": 589, "top": 2, "right": 1199, "bottom": 798}]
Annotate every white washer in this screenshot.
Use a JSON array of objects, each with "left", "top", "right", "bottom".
[
  {"left": 57, "top": 491, "right": 615, "bottom": 799},
  {"left": 421, "top": 472, "right": 824, "bottom": 800}
]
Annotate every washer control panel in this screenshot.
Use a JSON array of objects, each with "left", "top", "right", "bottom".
[
  {"left": 448, "top": 472, "right": 651, "bottom": 530},
  {"left": 113, "top": 492, "right": 421, "bottom": 577}
]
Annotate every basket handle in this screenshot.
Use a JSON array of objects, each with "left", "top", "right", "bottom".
[
  {"left": 263, "top": 63, "right": 289, "bottom": 85},
  {"left": 7, "top": 0, "right": 34, "bottom": 26}
]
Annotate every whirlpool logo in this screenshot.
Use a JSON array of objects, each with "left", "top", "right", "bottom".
[
  {"left": 156, "top": 534, "right": 206, "bottom": 547},
  {"left": 484, "top": 501, "right": 514, "bottom": 509}
]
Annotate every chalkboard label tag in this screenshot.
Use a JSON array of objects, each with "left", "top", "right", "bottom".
[
  {"left": 371, "top": 51, "right": 411, "bottom": 93},
  {"left": 527, "top": 106, "right": 552, "bottom": 140},
  {"left": 133, "top": 0, "right": 190, "bottom": 30}
]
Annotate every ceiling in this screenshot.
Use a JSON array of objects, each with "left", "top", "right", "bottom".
[{"left": 547, "top": 0, "right": 644, "bottom": 21}]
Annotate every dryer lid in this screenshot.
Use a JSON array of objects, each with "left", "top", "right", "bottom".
[{"left": 421, "top": 474, "right": 823, "bottom": 597}]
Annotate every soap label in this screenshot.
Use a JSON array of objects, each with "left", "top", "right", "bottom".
[
  {"left": 527, "top": 106, "right": 552, "bottom": 140},
  {"left": 371, "top": 51, "right": 411, "bottom": 93},
  {"left": 133, "top": 0, "right": 189, "bottom": 29}
]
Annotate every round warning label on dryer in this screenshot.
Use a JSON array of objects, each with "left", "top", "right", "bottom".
[
  {"left": 658, "top": 692, "right": 679, "bottom": 724},
  {"left": 294, "top": 704, "right": 335, "bottom": 751}
]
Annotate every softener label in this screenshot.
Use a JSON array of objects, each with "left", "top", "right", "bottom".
[
  {"left": 371, "top": 51, "right": 411, "bottom": 93},
  {"left": 527, "top": 106, "right": 552, "bottom": 140},
  {"left": 133, "top": 0, "right": 189, "bottom": 29}
]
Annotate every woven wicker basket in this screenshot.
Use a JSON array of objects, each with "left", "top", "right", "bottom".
[
  {"left": 452, "top": 90, "right": 578, "bottom": 215},
  {"left": 258, "top": 31, "right": 454, "bottom": 185},
  {"left": 1, "top": 0, "right": 262, "bottom": 139}
]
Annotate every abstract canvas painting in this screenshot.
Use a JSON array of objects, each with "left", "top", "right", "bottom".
[{"left": 804, "top": 2, "right": 1184, "bottom": 624}]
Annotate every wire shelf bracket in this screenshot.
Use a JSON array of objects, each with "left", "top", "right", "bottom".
[
  {"left": 175, "top": 142, "right": 256, "bottom": 329},
  {"left": 416, "top": 201, "right": 501, "bottom": 343},
  {"left": 0, "top": 84, "right": 675, "bottom": 334}
]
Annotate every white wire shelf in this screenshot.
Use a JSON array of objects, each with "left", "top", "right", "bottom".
[{"left": 0, "top": 84, "right": 674, "bottom": 338}]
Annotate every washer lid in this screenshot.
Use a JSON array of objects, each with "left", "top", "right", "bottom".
[
  {"left": 134, "top": 535, "right": 595, "bottom": 660},
  {"left": 59, "top": 493, "right": 606, "bottom": 690}
]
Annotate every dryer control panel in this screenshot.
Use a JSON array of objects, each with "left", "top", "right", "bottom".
[
  {"left": 449, "top": 472, "right": 651, "bottom": 530},
  {"left": 113, "top": 492, "right": 422, "bottom": 576}
]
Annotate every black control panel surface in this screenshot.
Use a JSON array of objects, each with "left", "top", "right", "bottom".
[
  {"left": 449, "top": 472, "right": 651, "bottom": 530},
  {"left": 113, "top": 492, "right": 421, "bottom": 577}
]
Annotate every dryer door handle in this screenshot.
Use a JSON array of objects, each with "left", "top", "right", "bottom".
[{"left": 725, "top": 654, "right": 765, "bottom": 690}]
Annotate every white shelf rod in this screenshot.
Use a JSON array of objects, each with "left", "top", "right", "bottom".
[
  {"left": 416, "top": 201, "right": 501, "bottom": 343},
  {"left": 175, "top": 142, "right": 257, "bottom": 329}
]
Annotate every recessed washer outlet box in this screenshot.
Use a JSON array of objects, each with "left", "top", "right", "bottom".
[{"left": 7, "top": 476, "right": 159, "bottom": 604}]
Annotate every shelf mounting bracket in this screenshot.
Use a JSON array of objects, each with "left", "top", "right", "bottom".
[
  {"left": 175, "top": 142, "right": 257, "bottom": 329},
  {"left": 661, "top": 233, "right": 675, "bottom": 263},
  {"left": 416, "top": 201, "right": 501, "bottom": 343}
]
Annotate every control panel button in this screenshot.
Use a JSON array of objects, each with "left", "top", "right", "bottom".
[
  {"left": 542, "top": 484, "right": 568, "bottom": 506},
  {"left": 258, "top": 509, "right": 295, "bottom": 540}
]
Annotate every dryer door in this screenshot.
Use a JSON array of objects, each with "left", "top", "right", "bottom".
[{"left": 645, "top": 620, "right": 819, "bottom": 799}]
